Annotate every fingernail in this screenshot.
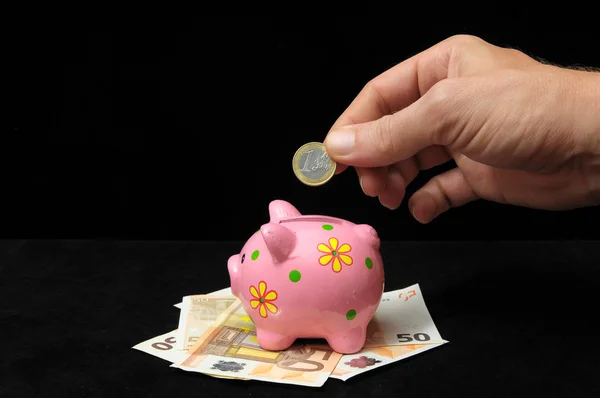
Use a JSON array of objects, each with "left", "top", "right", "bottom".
[
  {"left": 325, "top": 129, "right": 355, "bottom": 156},
  {"left": 408, "top": 200, "right": 417, "bottom": 219},
  {"left": 378, "top": 196, "right": 395, "bottom": 210},
  {"left": 359, "top": 176, "right": 365, "bottom": 193}
]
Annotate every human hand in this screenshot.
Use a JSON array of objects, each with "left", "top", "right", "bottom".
[{"left": 324, "top": 34, "right": 600, "bottom": 223}]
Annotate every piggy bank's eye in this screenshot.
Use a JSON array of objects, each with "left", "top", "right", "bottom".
[{"left": 241, "top": 253, "right": 245, "bottom": 263}]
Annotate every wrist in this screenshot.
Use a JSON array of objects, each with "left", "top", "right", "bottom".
[{"left": 571, "top": 69, "right": 600, "bottom": 203}]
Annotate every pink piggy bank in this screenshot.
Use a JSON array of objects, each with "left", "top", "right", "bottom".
[{"left": 227, "top": 200, "right": 384, "bottom": 354}]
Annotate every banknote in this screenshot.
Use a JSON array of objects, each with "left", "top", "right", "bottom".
[
  {"left": 173, "top": 287, "right": 232, "bottom": 309},
  {"left": 132, "top": 329, "right": 191, "bottom": 365},
  {"left": 362, "top": 283, "right": 445, "bottom": 347},
  {"left": 176, "top": 295, "right": 238, "bottom": 350},
  {"left": 330, "top": 341, "right": 448, "bottom": 381},
  {"left": 132, "top": 329, "right": 249, "bottom": 380},
  {"left": 171, "top": 299, "right": 343, "bottom": 387},
  {"left": 208, "top": 287, "right": 233, "bottom": 296}
]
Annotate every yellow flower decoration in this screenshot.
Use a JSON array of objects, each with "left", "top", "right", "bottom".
[
  {"left": 318, "top": 237, "right": 353, "bottom": 272},
  {"left": 249, "top": 281, "right": 278, "bottom": 318}
]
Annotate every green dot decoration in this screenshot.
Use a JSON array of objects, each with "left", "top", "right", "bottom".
[
  {"left": 251, "top": 250, "right": 260, "bottom": 260},
  {"left": 289, "top": 270, "right": 301, "bottom": 282},
  {"left": 346, "top": 309, "right": 357, "bottom": 320},
  {"left": 365, "top": 257, "right": 373, "bottom": 269},
  {"left": 322, "top": 224, "right": 333, "bottom": 230}
]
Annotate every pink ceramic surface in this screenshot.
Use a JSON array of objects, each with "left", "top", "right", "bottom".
[{"left": 227, "top": 200, "right": 385, "bottom": 354}]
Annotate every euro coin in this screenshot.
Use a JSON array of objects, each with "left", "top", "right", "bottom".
[{"left": 292, "top": 142, "right": 336, "bottom": 186}]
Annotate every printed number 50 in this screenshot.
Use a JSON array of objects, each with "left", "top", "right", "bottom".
[
  {"left": 397, "top": 333, "right": 430, "bottom": 342},
  {"left": 152, "top": 337, "right": 176, "bottom": 350}
]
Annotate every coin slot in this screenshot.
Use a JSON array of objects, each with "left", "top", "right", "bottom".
[{"left": 280, "top": 216, "right": 346, "bottom": 225}]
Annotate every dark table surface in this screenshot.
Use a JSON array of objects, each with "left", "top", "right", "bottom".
[{"left": 1, "top": 239, "right": 599, "bottom": 397}]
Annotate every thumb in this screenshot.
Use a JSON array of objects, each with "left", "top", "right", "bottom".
[
  {"left": 324, "top": 80, "right": 466, "bottom": 167},
  {"left": 323, "top": 104, "right": 436, "bottom": 167}
]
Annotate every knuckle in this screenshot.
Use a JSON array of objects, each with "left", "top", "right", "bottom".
[
  {"left": 426, "top": 79, "right": 458, "bottom": 113},
  {"left": 445, "top": 34, "right": 487, "bottom": 65},
  {"left": 361, "top": 80, "right": 372, "bottom": 96},
  {"left": 425, "top": 79, "right": 464, "bottom": 145},
  {"left": 362, "top": 78, "right": 378, "bottom": 97},
  {"left": 363, "top": 77, "right": 376, "bottom": 90},
  {"left": 447, "top": 34, "right": 484, "bottom": 48},
  {"left": 505, "top": 47, "right": 524, "bottom": 58},
  {"left": 363, "top": 79, "right": 390, "bottom": 114},
  {"left": 431, "top": 175, "right": 453, "bottom": 208}
]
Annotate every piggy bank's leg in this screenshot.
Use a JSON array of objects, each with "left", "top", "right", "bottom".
[
  {"left": 256, "top": 328, "right": 296, "bottom": 351},
  {"left": 326, "top": 326, "right": 367, "bottom": 354}
]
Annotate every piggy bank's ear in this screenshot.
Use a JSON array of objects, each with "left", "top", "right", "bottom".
[
  {"left": 269, "top": 200, "right": 301, "bottom": 222},
  {"left": 260, "top": 223, "right": 296, "bottom": 263},
  {"left": 355, "top": 224, "right": 380, "bottom": 250}
]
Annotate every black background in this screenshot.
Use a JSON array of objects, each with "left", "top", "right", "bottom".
[{"left": 5, "top": 15, "right": 600, "bottom": 241}]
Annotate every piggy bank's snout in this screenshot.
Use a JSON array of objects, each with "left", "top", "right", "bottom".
[
  {"left": 227, "top": 255, "right": 238, "bottom": 276},
  {"left": 227, "top": 254, "right": 240, "bottom": 295}
]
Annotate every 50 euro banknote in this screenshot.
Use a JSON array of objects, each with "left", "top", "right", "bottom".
[
  {"left": 132, "top": 329, "right": 250, "bottom": 381},
  {"left": 135, "top": 286, "right": 341, "bottom": 386},
  {"left": 171, "top": 299, "right": 342, "bottom": 387},
  {"left": 175, "top": 294, "right": 237, "bottom": 350},
  {"left": 330, "top": 341, "right": 448, "bottom": 381}
]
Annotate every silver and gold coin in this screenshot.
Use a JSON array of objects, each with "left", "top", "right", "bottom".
[{"left": 292, "top": 142, "right": 336, "bottom": 186}]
